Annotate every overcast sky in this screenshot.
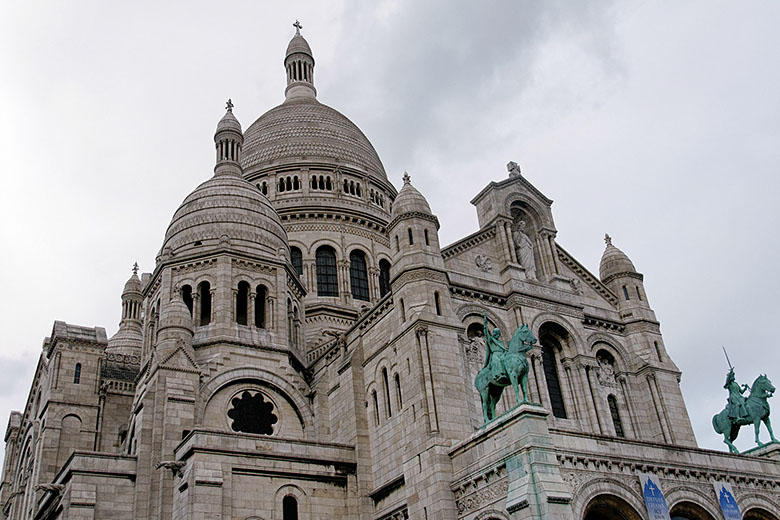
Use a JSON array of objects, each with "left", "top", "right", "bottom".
[{"left": 1, "top": 1, "right": 778, "bottom": 456}]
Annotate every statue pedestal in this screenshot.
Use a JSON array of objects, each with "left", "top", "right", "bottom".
[
  {"left": 742, "top": 440, "right": 780, "bottom": 461},
  {"left": 449, "top": 404, "right": 573, "bottom": 519}
]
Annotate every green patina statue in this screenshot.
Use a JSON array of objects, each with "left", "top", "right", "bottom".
[
  {"left": 474, "top": 310, "right": 535, "bottom": 424},
  {"left": 712, "top": 368, "right": 777, "bottom": 453}
]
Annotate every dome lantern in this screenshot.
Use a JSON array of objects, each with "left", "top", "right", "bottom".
[
  {"left": 106, "top": 263, "right": 143, "bottom": 356},
  {"left": 284, "top": 21, "right": 316, "bottom": 100},
  {"left": 214, "top": 99, "right": 244, "bottom": 177}
]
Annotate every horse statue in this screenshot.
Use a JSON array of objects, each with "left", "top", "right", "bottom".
[
  {"left": 712, "top": 372, "right": 777, "bottom": 453},
  {"left": 474, "top": 311, "right": 535, "bottom": 424}
]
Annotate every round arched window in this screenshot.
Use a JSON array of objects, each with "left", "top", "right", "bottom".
[{"left": 227, "top": 390, "right": 278, "bottom": 435}]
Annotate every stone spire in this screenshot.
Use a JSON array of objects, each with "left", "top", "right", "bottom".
[
  {"left": 284, "top": 21, "right": 316, "bottom": 100},
  {"left": 106, "top": 264, "right": 144, "bottom": 356},
  {"left": 214, "top": 99, "right": 244, "bottom": 177}
]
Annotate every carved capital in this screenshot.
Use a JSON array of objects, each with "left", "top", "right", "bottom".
[
  {"left": 617, "top": 375, "right": 627, "bottom": 385},
  {"left": 415, "top": 327, "right": 428, "bottom": 339}
]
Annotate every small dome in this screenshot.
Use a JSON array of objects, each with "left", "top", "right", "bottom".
[
  {"left": 122, "top": 272, "right": 142, "bottom": 295},
  {"left": 286, "top": 33, "right": 313, "bottom": 58},
  {"left": 391, "top": 172, "right": 432, "bottom": 218},
  {"left": 159, "top": 294, "right": 193, "bottom": 334},
  {"left": 599, "top": 234, "right": 637, "bottom": 281},
  {"left": 106, "top": 327, "right": 142, "bottom": 356},
  {"left": 217, "top": 108, "right": 242, "bottom": 133},
  {"left": 159, "top": 174, "right": 288, "bottom": 261}
]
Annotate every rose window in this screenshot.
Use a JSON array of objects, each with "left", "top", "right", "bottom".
[{"left": 227, "top": 390, "right": 278, "bottom": 435}]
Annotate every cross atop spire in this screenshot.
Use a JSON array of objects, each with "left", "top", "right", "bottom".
[
  {"left": 604, "top": 233, "right": 612, "bottom": 246},
  {"left": 132, "top": 262, "right": 139, "bottom": 276},
  {"left": 402, "top": 171, "right": 411, "bottom": 185},
  {"left": 225, "top": 98, "right": 234, "bottom": 112},
  {"left": 293, "top": 20, "right": 303, "bottom": 35}
]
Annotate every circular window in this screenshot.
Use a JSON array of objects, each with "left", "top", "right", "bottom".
[{"left": 227, "top": 390, "right": 278, "bottom": 435}]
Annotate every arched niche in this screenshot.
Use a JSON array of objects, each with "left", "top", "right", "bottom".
[
  {"left": 198, "top": 367, "right": 313, "bottom": 434},
  {"left": 203, "top": 380, "right": 303, "bottom": 439}
]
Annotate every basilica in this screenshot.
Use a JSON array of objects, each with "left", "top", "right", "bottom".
[{"left": 2, "top": 27, "right": 779, "bottom": 520}]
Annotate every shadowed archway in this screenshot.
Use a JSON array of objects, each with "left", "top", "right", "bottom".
[{"left": 583, "top": 494, "right": 643, "bottom": 520}]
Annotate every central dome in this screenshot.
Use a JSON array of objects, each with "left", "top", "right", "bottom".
[{"left": 241, "top": 96, "right": 387, "bottom": 180}]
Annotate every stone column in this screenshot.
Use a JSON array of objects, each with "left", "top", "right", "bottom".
[
  {"left": 505, "top": 221, "right": 519, "bottom": 264},
  {"left": 561, "top": 360, "right": 581, "bottom": 423},
  {"left": 617, "top": 375, "right": 638, "bottom": 439},
  {"left": 495, "top": 218, "right": 514, "bottom": 266},
  {"left": 577, "top": 361, "right": 601, "bottom": 434},
  {"left": 585, "top": 362, "right": 607, "bottom": 434}
]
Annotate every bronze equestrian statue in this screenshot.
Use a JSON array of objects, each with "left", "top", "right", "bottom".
[
  {"left": 713, "top": 368, "right": 777, "bottom": 453},
  {"left": 474, "top": 311, "right": 535, "bottom": 424}
]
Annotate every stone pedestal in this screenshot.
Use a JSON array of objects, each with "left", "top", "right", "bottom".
[
  {"left": 450, "top": 404, "right": 573, "bottom": 520},
  {"left": 743, "top": 440, "right": 780, "bottom": 461}
]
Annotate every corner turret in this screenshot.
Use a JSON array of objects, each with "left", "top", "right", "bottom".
[
  {"left": 599, "top": 234, "right": 656, "bottom": 322},
  {"left": 106, "top": 264, "right": 144, "bottom": 356}
]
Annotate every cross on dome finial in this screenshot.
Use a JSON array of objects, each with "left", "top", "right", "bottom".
[
  {"left": 604, "top": 234, "right": 612, "bottom": 246},
  {"left": 293, "top": 20, "right": 303, "bottom": 35},
  {"left": 225, "top": 99, "right": 234, "bottom": 112},
  {"left": 132, "top": 262, "right": 139, "bottom": 275},
  {"left": 403, "top": 171, "right": 411, "bottom": 185}
]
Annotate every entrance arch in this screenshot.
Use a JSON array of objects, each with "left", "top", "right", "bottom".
[
  {"left": 744, "top": 508, "right": 780, "bottom": 520},
  {"left": 669, "top": 501, "right": 716, "bottom": 520},
  {"left": 583, "top": 494, "right": 643, "bottom": 520}
]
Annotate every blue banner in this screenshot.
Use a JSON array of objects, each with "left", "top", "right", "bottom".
[
  {"left": 638, "top": 473, "right": 671, "bottom": 520},
  {"left": 713, "top": 481, "right": 742, "bottom": 520}
]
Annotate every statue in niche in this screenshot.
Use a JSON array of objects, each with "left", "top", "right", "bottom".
[
  {"left": 512, "top": 220, "right": 536, "bottom": 280},
  {"left": 596, "top": 358, "right": 617, "bottom": 387}
]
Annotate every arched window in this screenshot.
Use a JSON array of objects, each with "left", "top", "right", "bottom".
[
  {"left": 311, "top": 176, "right": 317, "bottom": 189},
  {"left": 608, "top": 394, "right": 625, "bottom": 437},
  {"left": 283, "top": 495, "right": 298, "bottom": 520},
  {"left": 372, "top": 390, "right": 380, "bottom": 425},
  {"left": 424, "top": 229, "right": 430, "bottom": 246},
  {"left": 378, "top": 259, "right": 391, "bottom": 297},
  {"left": 382, "top": 368, "right": 392, "bottom": 418},
  {"left": 407, "top": 228, "right": 414, "bottom": 245},
  {"left": 181, "top": 285, "right": 193, "bottom": 316},
  {"left": 290, "top": 247, "right": 303, "bottom": 276},
  {"left": 236, "top": 281, "right": 249, "bottom": 325},
  {"left": 255, "top": 285, "right": 267, "bottom": 328},
  {"left": 400, "top": 299, "right": 405, "bottom": 321},
  {"left": 261, "top": 182, "right": 267, "bottom": 195},
  {"left": 73, "top": 363, "right": 81, "bottom": 384},
  {"left": 395, "top": 235, "right": 400, "bottom": 252},
  {"left": 326, "top": 176, "right": 332, "bottom": 190},
  {"left": 622, "top": 285, "right": 629, "bottom": 300},
  {"left": 434, "top": 292, "right": 441, "bottom": 315},
  {"left": 395, "top": 373, "right": 403, "bottom": 409},
  {"left": 315, "top": 246, "right": 338, "bottom": 296},
  {"left": 199, "top": 281, "right": 212, "bottom": 325},
  {"left": 349, "top": 250, "right": 370, "bottom": 301},
  {"left": 541, "top": 337, "right": 567, "bottom": 418}
]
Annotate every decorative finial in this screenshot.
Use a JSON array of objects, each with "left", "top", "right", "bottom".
[
  {"left": 293, "top": 20, "right": 303, "bottom": 35},
  {"left": 225, "top": 98, "right": 234, "bottom": 112},
  {"left": 604, "top": 234, "right": 612, "bottom": 246},
  {"left": 507, "top": 161, "right": 522, "bottom": 178},
  {"left": 402, "top": 171, "right": 411, "bottom": 185},
  {"left": 132, "top": 262, "right": 139, "bottom": 276}
]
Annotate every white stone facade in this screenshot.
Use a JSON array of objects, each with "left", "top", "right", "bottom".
[{"left": 2, "top": 29, "right": 779, "bottom": 520}]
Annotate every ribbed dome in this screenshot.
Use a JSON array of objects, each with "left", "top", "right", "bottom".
[
  {"left": 241, "top": 97, "right": 387, "bottom": 180},
  {"left": 286, "top": 34, "right": 313, "bottom": 58},
  {"left": 107, "top": 326, "right": 142, "bottom": 356},
  {"left": 392, "top": 173, "right": 432, "bottom": 217},
  {"left": 159, "top": 174, "right": 288, "bottom": 261},
  {"left": 599, "top": 235, "right": 637, "bottom": 281}
]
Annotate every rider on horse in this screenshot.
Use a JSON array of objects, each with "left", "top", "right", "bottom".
[
  {"left": 482, "top": 311, "right": 508, "bottom": 381},
  {"left": 725, "top": 368, "right": 749, "bottom": 421}
]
